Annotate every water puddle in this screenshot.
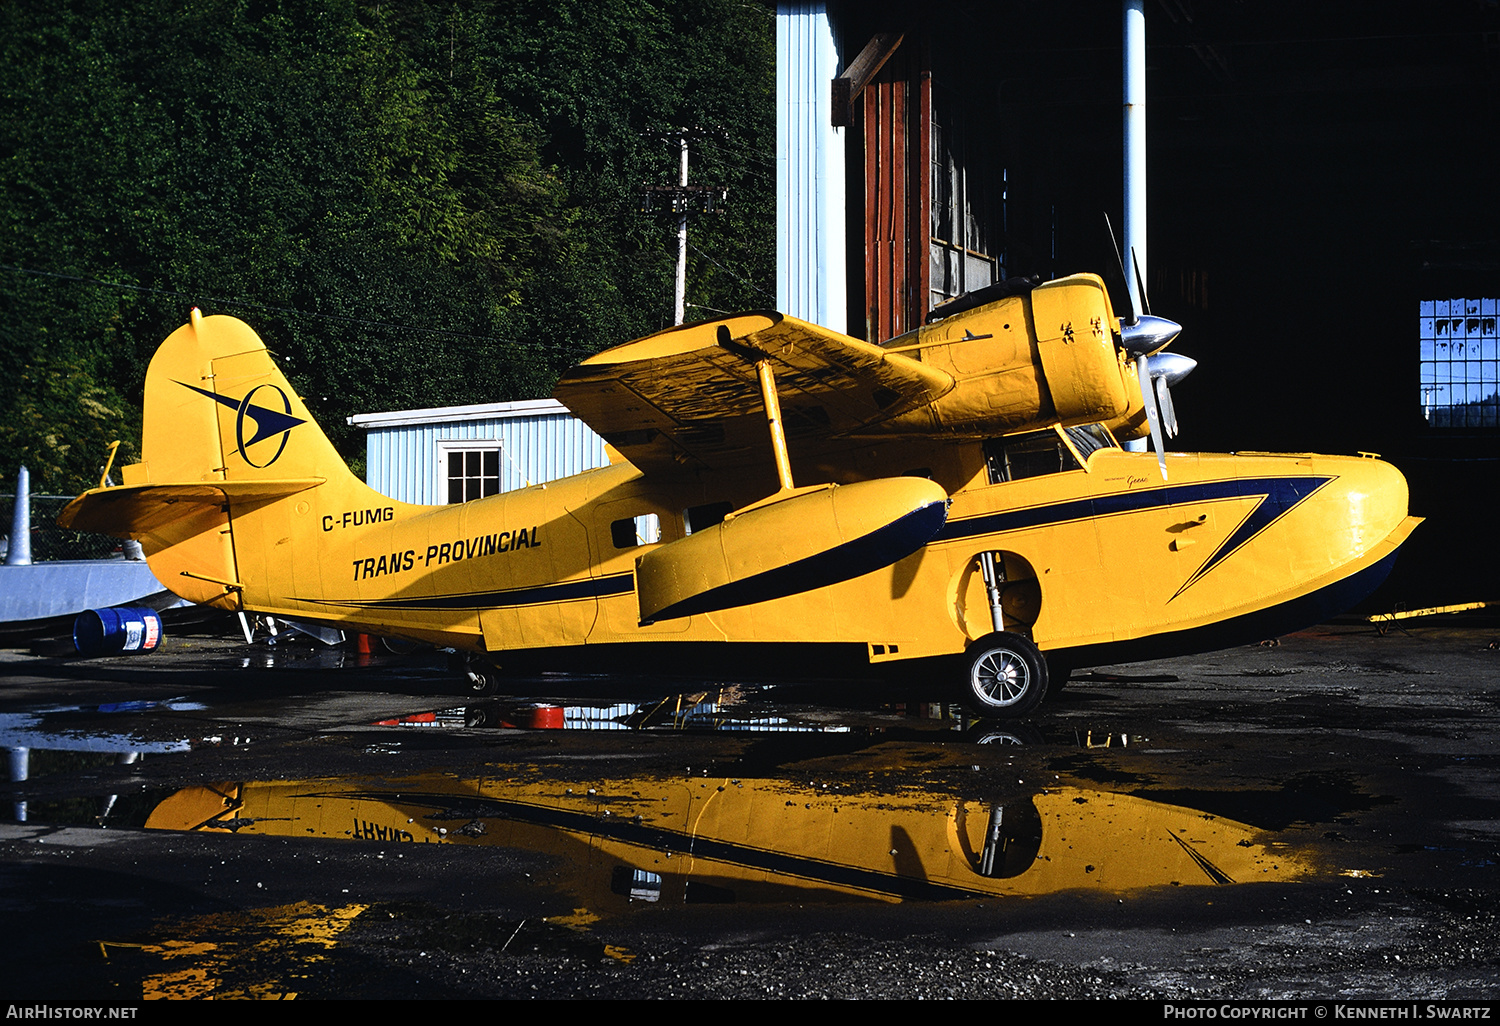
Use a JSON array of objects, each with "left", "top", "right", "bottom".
[
  {"left": 141, "top": 769, "right": 1315, "bottom": 907},
  {"left": 0, "top": 701, "right": 241, "bottom": 824}
]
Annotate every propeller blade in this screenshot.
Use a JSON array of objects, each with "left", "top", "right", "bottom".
[
  {"left": 1155, "top": 372, "right": 1178, "bottom": 438},
  {"left": 1131, "top": 247, "right": 1151, "bottom": 316},
  {"left": 1137, "top": 353, "right": 1168, "bottom": 481},
  {"left": 1145, "top": 351, "right": 1197, "bottom": 441},
  {"left": 1104, "top": 213, "right": 1139, "bottom": 325}
]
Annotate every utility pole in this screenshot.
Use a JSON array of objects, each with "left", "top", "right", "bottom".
[
  {"left": 675, "top": 133, "right": 688, "bottom": 325},
  {"left": 641, "top": 129, "right": 727, "bottom": 325}
]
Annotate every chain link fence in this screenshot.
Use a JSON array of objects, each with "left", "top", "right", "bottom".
[{"left": 2, "top": 494, "right": 127, "bottom": 562}]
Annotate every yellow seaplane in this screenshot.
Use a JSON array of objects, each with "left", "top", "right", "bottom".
[{"left": 59, "top": 272, "right": 1419, "bottom": 717}]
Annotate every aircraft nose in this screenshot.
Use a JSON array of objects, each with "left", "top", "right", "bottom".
[{"left": 1332, "top": 456, "right": 1411, "bottom": 552}]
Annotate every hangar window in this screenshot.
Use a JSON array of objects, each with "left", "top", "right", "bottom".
[
  {"left": 610, "top": 513, "right": 661, "bottom": 549},
  {"left": 439, "top": 445, "right": 501, "bottom": 503},
  {"left": 1421, "top": 299, "right": 1500, "bottom": 428},
  {"left": 984, "top": 429, "right": 1082, "bottom": 484}
]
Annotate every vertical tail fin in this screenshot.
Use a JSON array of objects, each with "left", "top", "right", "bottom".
[
  {"left": 62, "top": 311, "right": 376, "bottom": 608},
  {"left": 135, "top": 309, "right": 351, "bottom": 486}
]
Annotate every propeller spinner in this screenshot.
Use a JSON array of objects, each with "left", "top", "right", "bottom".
[{"left": 1114, "top": 242, "right": 1192, "bottom": 480}]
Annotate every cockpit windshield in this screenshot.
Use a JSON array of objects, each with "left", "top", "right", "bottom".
[{"left": 1062, "top": 424, "right": 1117, "bottom": 460}]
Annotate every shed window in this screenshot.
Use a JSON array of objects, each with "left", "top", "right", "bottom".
[{"left": 445, "top": 447, "right": 501, "bottom": 503}]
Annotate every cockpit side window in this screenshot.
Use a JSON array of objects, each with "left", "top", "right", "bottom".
[
  {"left": 984, "top": 429, "right": 1082, "bottom": 484},
  {"left": 684, "top": 501, "right": 732, "bottom": 536}
]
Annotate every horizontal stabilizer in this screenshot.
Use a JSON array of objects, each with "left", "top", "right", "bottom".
[{"left": 58, "top": 479, "right": 324, "bottom": 537}]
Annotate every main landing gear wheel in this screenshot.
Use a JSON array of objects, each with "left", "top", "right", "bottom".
[{"left": 961, "top": 631, "right": 1049, "bottom": 719}]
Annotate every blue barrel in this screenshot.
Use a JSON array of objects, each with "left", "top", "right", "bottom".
[{"left": 73, "top": 606, "right": 164, "bottom": 656}]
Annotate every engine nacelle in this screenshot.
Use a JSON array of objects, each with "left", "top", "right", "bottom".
[{"left": 874, "top": 274, "right": 1140, "bottom": 439}]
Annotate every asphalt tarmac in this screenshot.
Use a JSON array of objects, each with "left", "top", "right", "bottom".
[{"left": 0, "top": 616, "right": 1497, "bottom": 1002}]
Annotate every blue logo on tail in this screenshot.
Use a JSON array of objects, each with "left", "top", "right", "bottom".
[{"left": 177, "top": 381, "right": 306, "bottom": 468}]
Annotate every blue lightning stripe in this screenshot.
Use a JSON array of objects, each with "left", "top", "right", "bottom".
[
  {"left": 936, "top": 476, "right": 1335, "bottom": 600},
  {"left": 312, "top": 572, "right": 637, "bottom": 611},
  {"left": 643, "top": 499, "right": 949, "bottom": 623}
]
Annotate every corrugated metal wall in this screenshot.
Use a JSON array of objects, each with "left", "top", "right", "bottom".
[
  {"left": 776, "top": 1, "right": 846, "bottom": 333},
  {"left": 363, "top": 413, "right": 609, "bottom": 506}
]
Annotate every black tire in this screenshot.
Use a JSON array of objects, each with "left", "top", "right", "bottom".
[
  {"left": 961, "top": 631, "right": 1048, "bottom": 718},
  {"left": 464, "top": 661, "right": 501, "bottom": 697}
]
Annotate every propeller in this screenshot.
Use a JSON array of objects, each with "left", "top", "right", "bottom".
[
  {"left": 1147, "top": 351, "right": 1197, "bottom": 439},
  {"left": 1105, "top": 214, "right": 1192, "bottom": 480}
]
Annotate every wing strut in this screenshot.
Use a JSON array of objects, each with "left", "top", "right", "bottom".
[
  {"left": 755, "top": 360, "right": 795, "bottom": 492},
  {"left": 719, "top": 325, "right": 796, "bottom": 493}
]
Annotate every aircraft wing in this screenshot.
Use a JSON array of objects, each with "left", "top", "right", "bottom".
[{"left": 553, "top": 312, "right": 954, "bottom": 478}]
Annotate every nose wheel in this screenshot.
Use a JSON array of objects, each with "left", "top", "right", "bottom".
[{"left": 961, "top": 631, "right": 1048, "bottom": 718}]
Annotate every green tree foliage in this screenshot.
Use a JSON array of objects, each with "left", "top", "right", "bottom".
[{"left": 0, "top": 0, "right": 775, "bottom": 494}]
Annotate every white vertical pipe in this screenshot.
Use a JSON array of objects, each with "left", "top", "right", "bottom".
[
  {"left": 1123, "top": 0, "right": 1147, "bottom": 306},
  {"left": 5, "top": 466, "right": 31, "bottom": 566},
  {"left": 775, "top": 2, "right": 845, "bottom": 333},
  {"left": 1122, "top": 1, "right": 1149, "bottom": 454}
]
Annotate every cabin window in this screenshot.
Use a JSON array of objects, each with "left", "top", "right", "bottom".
[
  {"left": 610, "top": 513, "right": 661, "bottom": 549},
  {"left": 984, "top": 429, "right": 1082, "bottom": 484},
  {"left": 1421, "top": 298, "right": 1500, "bottom": 428},
  {"left": 440, "top": 445, "right": 502, "bottom": 503},
  {"left": 684, "top": 501, "right": 732, "bottom": 535},
  {"left": 611, "top": 866, "right": 662, "bottom": 902}
]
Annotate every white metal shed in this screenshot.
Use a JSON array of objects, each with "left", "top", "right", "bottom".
[{"left": 349, "top": 399, "right": 610, "bottom": 506}]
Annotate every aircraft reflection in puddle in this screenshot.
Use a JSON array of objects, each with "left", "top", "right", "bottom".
[{"left": 146, "top": 772, "right": 1313, "bottom": 906}]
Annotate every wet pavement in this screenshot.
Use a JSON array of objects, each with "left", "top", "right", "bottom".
[{"left": 0, "top": 618, "right": 1498, "bottom": 1001}]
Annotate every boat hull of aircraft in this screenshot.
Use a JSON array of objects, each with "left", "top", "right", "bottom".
[{"left": 58, "top": 280, "right": 1419, "bottom": 717}]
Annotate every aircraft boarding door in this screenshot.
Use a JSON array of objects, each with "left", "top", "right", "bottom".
[{"left": 477, "top": 501, "right": 601, "bottom": 652}]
